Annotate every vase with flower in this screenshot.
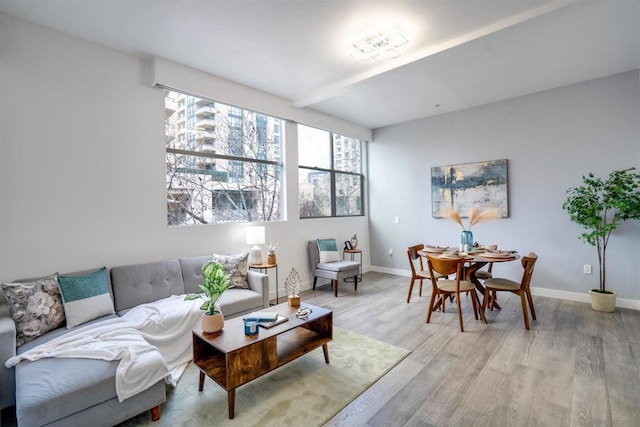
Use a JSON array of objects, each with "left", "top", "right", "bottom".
[{"left": 441, "top": 207, "right": 502, "bottom": 251}]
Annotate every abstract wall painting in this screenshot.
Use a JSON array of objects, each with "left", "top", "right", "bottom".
[{"left": 431, "top": 159, "right": 509, "bottom": 218}]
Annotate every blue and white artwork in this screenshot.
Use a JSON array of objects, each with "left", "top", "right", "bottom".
[{"left": 431, "top": 159, "right": 509, "bottom": 218}]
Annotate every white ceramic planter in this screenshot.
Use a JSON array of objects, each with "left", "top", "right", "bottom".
[
  {"left": 201, "top": 312, "right": 224, "bottom": 333},
  {"left": 589, "top": 289, "right": 617, "bottom": 313}
]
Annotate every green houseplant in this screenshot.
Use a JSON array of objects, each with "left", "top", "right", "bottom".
[
  {"left": 562, "top": 167, "right": 640, "bottom": 311},
  {"left": 186, "top": 260, "right": 230, "bottom": 332}
]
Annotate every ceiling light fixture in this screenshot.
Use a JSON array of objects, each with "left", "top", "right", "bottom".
[{"left": 350, "top": 31, "right": 408, "bottom": 62}]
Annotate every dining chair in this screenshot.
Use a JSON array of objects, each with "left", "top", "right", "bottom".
[
  {"left": 482, "top": 252, "right": 538, "bottom": 330},
  {"left": 426, "top": 254, "right": 482, "bottom": 332},
  {"left": 406, "top": 244, "right": 447, "bottom": 303}
]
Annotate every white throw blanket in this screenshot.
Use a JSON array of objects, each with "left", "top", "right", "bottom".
[{"left": 5, "top": 295, "right": 203, "bottom": 402}]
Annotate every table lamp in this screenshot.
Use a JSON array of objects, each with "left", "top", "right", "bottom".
[{"left": 246, "top": 226, "right": 265, "bottom": 266}]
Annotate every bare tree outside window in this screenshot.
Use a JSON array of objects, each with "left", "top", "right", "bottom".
[{"left": 165, "top": 90, "right": 284, "bottom": 225}]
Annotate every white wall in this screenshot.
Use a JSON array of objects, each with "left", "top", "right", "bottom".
[
  {"left": 369, "top": 70, "right": 640, "bottom": 302},
  {"left": 0, "top": 15, "right": 371, "bottom": 299}
]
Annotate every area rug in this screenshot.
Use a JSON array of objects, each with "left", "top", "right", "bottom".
[{"left": 117, "top": 327, "right": 410, "bottom": 427}]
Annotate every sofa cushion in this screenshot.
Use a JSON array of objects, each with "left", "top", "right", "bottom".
[
  {"left": 57, "top": 267, "right": 115, "bottom": 329},
  {"left": 317, "top": 238, "right": 340, "bottom": 263},
  {"left": 218, "top": 288, "right": 264, "bottom": 317},
  {"left": 16, "top": 356, "right": 119, "bottom": 426},
  {"left": 211, "top": 253, "right": 250, "bottom": 289},
  {"left": 110, "top": 259, "right": 185, "bottom": 314},
  {"left": 1, "top": 275, "right": 65, "bottom": 346}
]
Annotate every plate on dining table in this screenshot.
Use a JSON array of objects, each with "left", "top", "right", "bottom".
[
  {"left": 423, "top": 246, "right": 448, "bottom": 253},
  {"left": 481, "top": 252, "right": 517, "bottom": 259},
  {"left": 439, "top": 253, "right": 474, "bottom": 261}
]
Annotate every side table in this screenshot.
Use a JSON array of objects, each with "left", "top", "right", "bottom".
[
  {"left": 343, "top": 249, "right": 362, "bottom": 283},
  {"left": 249, "top": 263, "right": 279, "bottom": 304}
]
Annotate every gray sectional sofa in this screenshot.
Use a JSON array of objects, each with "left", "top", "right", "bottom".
[{"left": 0, "top": 254, "right": 269, "bottom": 427}]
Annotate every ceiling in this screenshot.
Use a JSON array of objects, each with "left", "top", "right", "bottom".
[{"left": 1, "top": 0, "right": 639, "bottom": 129}]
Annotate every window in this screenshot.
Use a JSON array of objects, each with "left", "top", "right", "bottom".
[
  {"left": 298, "top": 125, "right": 364, "bottom": 218},
  {"left": 165, "top": 90, "right": 284, "bottom": 225}
]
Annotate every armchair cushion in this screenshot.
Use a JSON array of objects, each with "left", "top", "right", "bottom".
[{"left": 317, "top": 238, "right": 340, "bottom": 263}]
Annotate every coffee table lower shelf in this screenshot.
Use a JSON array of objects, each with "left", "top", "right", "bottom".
[{"left": 192, "top": 303, "right": 332, "bottom": 419}]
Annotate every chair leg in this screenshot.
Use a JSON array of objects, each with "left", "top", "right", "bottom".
[
  {"left": 426, "top": 290, "right": 437, "bottom": 323},
  {"left": 333, "top": 280, "right": 338, "bottom": 297},
  {"left": 418, "top": 278, "right": 423, "bottom": 297},
  {"left": 313, "top": 277, "right": 318, "bottom": 290},
  {"left": 519, "top": 292, "right": 530, "bottom": 330},
  {"left": 407, "top": 277, "right": 415, "bottom": 303},
  {"left": 354, "top": 275, "right": 358, "bottom": 291},
  {"left": 482, "top": 287, "right": 490, "bottom": 323},
  {"left": 470, "top": 290, "right": 479, "bottom": 321},
  {"left": 526, "top": 290, "right": 536, "bottom": 320},
  {"left": 455, "top": 292, "right": 464, "bottom": 332}
]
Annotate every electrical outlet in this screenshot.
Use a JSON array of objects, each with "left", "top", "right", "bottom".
[
  {"left": 583, "top": 264, "right": 592, "bottom": 274},
  {"left": 394, "top": 216, "right": 400, "bottom": 224},
  {"left": 388, "top": 248, "right": 393, "bottom": 256}
]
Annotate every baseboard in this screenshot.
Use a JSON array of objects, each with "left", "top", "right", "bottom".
[
  {"left": 368, "top": 265, "right": 640, "bottom": 311},
  {"left": 530, "top": 286, "right": 640, "bottom": 310}
]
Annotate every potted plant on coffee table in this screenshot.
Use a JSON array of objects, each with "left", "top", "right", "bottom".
[
  {"left": 562, "top": 167, "right": 640, "bottom": 312},
  {"left": 186, "top": 260, "right": 230, "bottom": 333}
]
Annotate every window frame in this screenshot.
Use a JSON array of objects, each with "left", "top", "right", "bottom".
[
  {"left": 164, "top": 88, "right": 285, "bottom": 226},
  {"left": 298, "top": 125, "right": 365, "bottom": 219}
]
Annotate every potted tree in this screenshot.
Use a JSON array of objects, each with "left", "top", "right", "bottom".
[
  {"left": 562, "top": 167, "right": 640, "bottom": 312},
  {"left": 186, "top": 260, "right": 230, "bottom": 333}
]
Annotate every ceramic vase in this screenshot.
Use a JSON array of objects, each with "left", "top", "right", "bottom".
[{"left": 201, "top": 311, "right": 224, "bottom": 333}]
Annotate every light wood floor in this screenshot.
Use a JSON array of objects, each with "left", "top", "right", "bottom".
[
  {"left": 301, "top": 272, "right": 640, "bottom": 427},
  {"left": 3, "top": 272, "right": 638, "bottom": 427}
]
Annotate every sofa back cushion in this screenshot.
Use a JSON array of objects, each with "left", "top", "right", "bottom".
[
  {"left": 179, "top": 256, "right": 212, "bottom": 294},
  {"left": 110, "top": 259, "right": 185, "bottom": 313}
]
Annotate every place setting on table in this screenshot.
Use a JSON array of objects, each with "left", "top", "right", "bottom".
[{"left": 418, "top": 207, "right": 521, "bottom": 312}]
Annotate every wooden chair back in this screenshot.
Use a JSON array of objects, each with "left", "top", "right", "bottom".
[
  {"left": 426, "top": 255, "right": 465, "bottom": 279},
  {"left": 519, "top": 252, "right": 538, "bottom": 291},
  {"left": 407, "top": 244, "right": 425, "bottom": 277}
]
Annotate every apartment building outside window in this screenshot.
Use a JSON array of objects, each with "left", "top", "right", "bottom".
[
  {"left": 164, "top": 90, "right": 284, "bottom": 225},
  {"left": 298, "top": 125, "right": 364, "bottom": 218}
]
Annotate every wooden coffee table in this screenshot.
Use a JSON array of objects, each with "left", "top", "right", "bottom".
[{"left": 192, "top": 302, "right": 333, "bottom": 419}]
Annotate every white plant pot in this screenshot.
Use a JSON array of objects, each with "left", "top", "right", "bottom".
[
  {"left": 201, "top": 311, "right": 224, "bottom": 333},
  {"left": 589, "top": 289, "right": 617, "bottom": 313}
]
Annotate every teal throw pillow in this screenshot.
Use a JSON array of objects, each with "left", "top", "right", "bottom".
[
  {"left": 57, "top": 267, "right": 115, "bottom": 329},
  {"left": 317, "top": 238, "right": 340, "bottom": 263}
]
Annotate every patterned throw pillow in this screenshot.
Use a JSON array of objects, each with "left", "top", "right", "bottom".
[
  {"left": 57, "top": 267, "right": 115, "bottom": 329},
  {"left": 210, "top": 253, "right": 250, "bottom": 289},
  {"left": 0, "top": 275, "right": 66, "bottom": 346},
  {"left": 317, "top": 238, "right": 340, "bottom": 263}
]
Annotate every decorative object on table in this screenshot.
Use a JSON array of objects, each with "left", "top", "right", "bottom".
[
  {"left": 244, "top": 318, "right": 259, "bottom": 336},
  {"left": 246, "top": 225, "right": 265, "bottom": 265},
  {"left": 265, "top": 241, "right": 278, "bottom": 264},
  {"left": 284, "top": 268, "right": 302, "bottom": 307},
  {"left": 440, "top": 207, "right": 502, "bottom": 252},
  {"left": 562, "top": 167, "right": 640, "bottom": 312},
  {"left": 431, "top": 159, "right": 509, "bottom": 218},
  {"left": 350, "top": 234, "right": 358, "bottom": 249},
  {"left": 185, "top": 260, "right": 230, "bottom": 333},
  {"left": 296, "top": 306, "right": 312, "bottom": 318}
]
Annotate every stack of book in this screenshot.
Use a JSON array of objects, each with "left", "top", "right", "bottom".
[{"left": 244, "top": 311, "right": 289, "bottom": 328}]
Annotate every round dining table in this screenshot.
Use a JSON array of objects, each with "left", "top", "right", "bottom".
[{"left": 418, "top": 248, "right": 521, "bottom": 312}]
